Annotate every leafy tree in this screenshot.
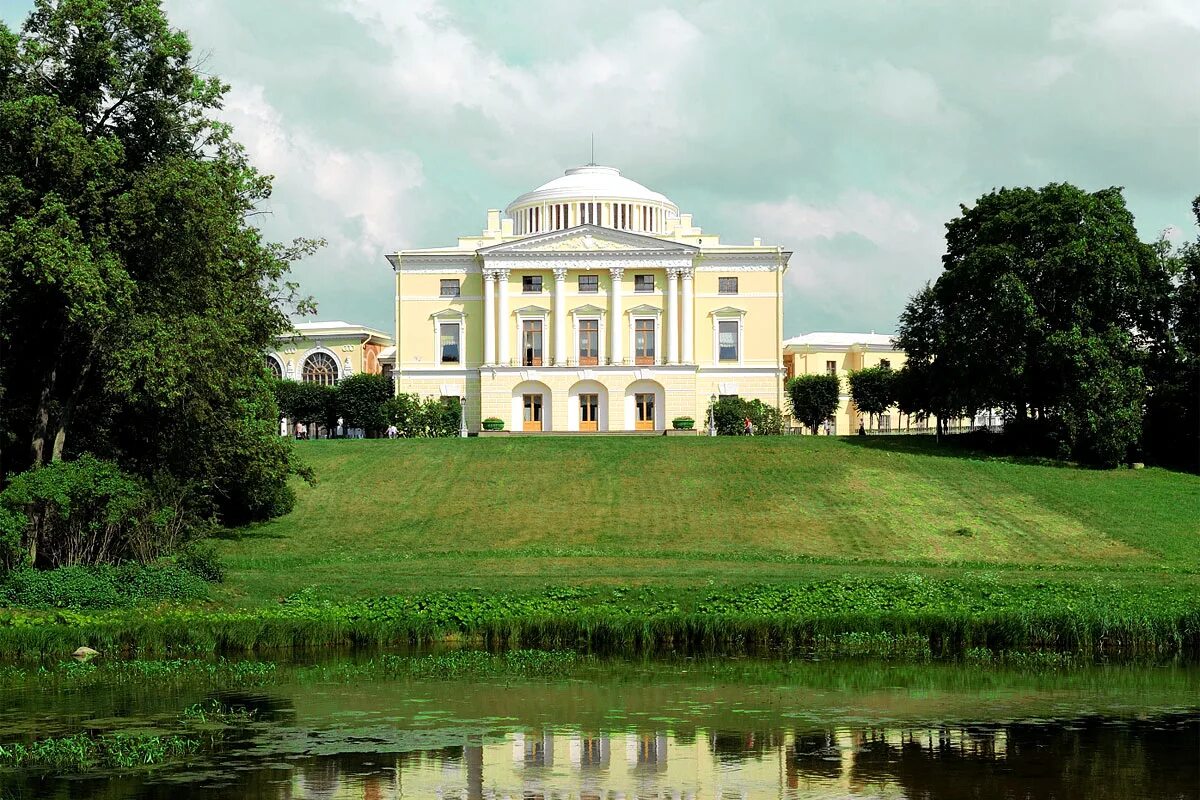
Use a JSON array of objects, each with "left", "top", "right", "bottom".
[
  {"left": 786, "top": 373, "right": 840, "bottom": 434},
  {"left": 897, "top": 184, "right": 1165, "bottom": 465},
  {"left": 335, "top": 374, "right": 391, "bottom": 435},
  {"left": 848, "top": 366, "right": 894, "bottom": 431},
  {"left": 710, "top": 396, "right": 782, "bottom": 435},
  {"left": 1142, "top": 196, "right": 1200, "bottom": 470},
  {"left": 0, "top": 1, "right": 318, "bottom": 521},
  {"left": 1043, "top": 327, "right": 1144, "bottom": 467}
]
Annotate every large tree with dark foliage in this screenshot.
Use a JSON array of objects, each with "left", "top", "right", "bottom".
[
  {"left": 897, "top": 184, "right": 1168, "bottom": 467},
  {"left": 0, "top": 0, "right": 317, "bottom": 522},
  {"left": 1142, "top": 196, "right": 1200, "bottom": 470}
]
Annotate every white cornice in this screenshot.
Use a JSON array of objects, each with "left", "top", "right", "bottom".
[
  {"left": 477, "top": 224, "right": 698, "bottom": 255},
  {"left": 486, "top": 257, "right": 694, "bottom": 271}
]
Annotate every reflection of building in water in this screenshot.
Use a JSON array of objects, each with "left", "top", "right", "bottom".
[
  {"left": 286, "top": 723, "right": 1039, "bottom": 798},
  {"left": 513, "top": 730, "right": 555, "bottom": 767},
  {"left": 629, "top": 732, "right": 669, "bottom": 771}
]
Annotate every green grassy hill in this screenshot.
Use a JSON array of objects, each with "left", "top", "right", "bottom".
[{"left": 214, "top": 436, "right": 1200, "bottom": 606}]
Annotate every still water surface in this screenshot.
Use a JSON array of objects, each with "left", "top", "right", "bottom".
[{"left": 2, "top": 655, "right": 1197, "bottom": 799}]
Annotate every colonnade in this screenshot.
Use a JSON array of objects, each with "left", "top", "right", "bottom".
[{"left": 481, "top": 266, "right": 694, "bottom": 367}]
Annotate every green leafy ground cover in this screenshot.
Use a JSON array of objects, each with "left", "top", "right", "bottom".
[{"left": 2, "top": 437, "right": 1197, "bottom": 658}]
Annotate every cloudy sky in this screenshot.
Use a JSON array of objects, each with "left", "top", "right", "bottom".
[{"left": 2, "top": 1, "right": 1197, "bottom": 335}]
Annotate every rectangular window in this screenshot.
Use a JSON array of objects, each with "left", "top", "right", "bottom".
[
  {"left": 635, "top": 318, "right": 656, "bottom": 365},
  {"left": 826, "top": 360, "right": 837, "bottom": 375},
  {"left": 578, "top": 274, "right": 598, "bottom": 293},
  {"left": 439, "top": 279, "right": 460, "bottom": 297},
  {"left": 522, "top": 319, "right": 543, "bottom": 366},
  {"left": 440, "top": 323, "right": 460, "bottom": 364},
  {"left": 718, "top": 320, "right": 739, "bottom": 361},
  {"left": 718, "top": 277, "right": 738, "bottom": 295},
  {"left": 522, "top": 275, "right": 542, "bottom": 293},
  {"left": 634, "top": 274, "right": 655, "bottom": 293},
  {"left": 578, "top": 319, "right": 599, "bottom": 366}
]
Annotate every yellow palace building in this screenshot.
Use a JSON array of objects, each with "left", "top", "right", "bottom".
[{"left": 384, "top": 165, "right": 791, "bottom": 433}]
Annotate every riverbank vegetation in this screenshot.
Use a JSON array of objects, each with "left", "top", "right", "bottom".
[
  {"left": 2, "top": 436, "right": 1197, "bottom": 660},
  {"left": 2, "top": 575, "right": 1196, "bottom": 660}
]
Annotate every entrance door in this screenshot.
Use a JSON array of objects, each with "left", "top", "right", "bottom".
[
  {"left": 635, "top": 393, "right": 655, "bottom": 431},
  {"left": 522, "top": 394, "right": 543, "bottom": 431},
  {"left": 579, "top": 393, "right": 598, "bottom": 431}
]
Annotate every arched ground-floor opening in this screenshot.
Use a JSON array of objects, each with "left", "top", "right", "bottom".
[
  {"left": 567, "top": 380, "right": 610, "bottom": 432},
  {"left": 511, "top": 380, "right": 553, "bottom": 432},
  {"left": 624, "top": 379, "right": 666, "bottom": 431}
]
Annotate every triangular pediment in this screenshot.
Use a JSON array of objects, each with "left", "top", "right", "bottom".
[
  {"left": 512, "top": 304, "right": 550, "bottom": 316},
  {"left": 570, "top": 304, "right": 606, "bottom": 316},
  {"left": 710, "top": 306, "right": 747, "bottom": 317},
  {"left": 478, "top": 224, "right": 698, "bottom": 255},
  {"left": 430, "top": 308, "right": 465, "bottom": 319},
  {"left": 627, "top": 304, "right": 662, "bottom": 316}
]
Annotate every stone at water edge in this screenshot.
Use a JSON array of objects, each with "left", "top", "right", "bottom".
[{"left": 72, "top": 646, "right": 100, "bottom": 661}]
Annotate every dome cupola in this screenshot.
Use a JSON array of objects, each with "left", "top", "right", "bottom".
[{"left": 505, "top": 165, "right": 679, "bottom": 236}]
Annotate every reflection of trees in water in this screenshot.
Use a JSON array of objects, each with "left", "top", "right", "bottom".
[
  {"left": 789, "top": 729, "right": 842, "bottom": 781},
  {"left": 853, "top": 715, "right": 1199, "bottom": 799},
  {"left": 710, "top": 729, "right": 784, "bottom": 764}
]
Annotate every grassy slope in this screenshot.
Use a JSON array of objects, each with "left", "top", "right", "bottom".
[{"left": 213, "top": 437, "right": 1200, "bottom": 607}]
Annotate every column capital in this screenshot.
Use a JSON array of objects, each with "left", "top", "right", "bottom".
[
  {"left": 679, "top": 267, "right": 695, "bottom": 279},
  {"left": 483, "top": 268, "right": 498, "bottom": 281},
  {"left": 609, "top": 266, "right": 625, "bottom": 279},
  {"left": 552, "top": 266, "right": 569, "bottom": 281},
  {"left": 495, "top": 268, "right": 511, "bottom": 280},
  {"left": 666, "top": 267, "right": 681, "bottom": 279}
]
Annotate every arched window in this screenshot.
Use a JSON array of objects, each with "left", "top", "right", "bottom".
[
  {"left": 265, "top": 356, "right": 283, "bottom": 380},
  {"left": 302, "top": 352, "right": 339, "bottom": 385}
]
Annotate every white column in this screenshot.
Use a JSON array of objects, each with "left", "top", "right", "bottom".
[
  {"left": 681, "top": 267, "right": 694, "bottom": 364},
  {"left": 496, "top": 268, "right": 511, "bottom": 366},
  {"left": 666, "top": 268, "right": 680, "bottom": 365},
  {"left": 483, "top": 270, "right": 496, "bottom": 366},
  {"left": 609, "top": 267, "right": 624, "bottom": 364},
  {"left": 553, "top": 267, "right": 568, "bottom": 366}
]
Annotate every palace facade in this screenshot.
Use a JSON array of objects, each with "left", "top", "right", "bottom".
[
  {"left": 783, "top": 331, "right": 905, "bottom": 435},
  {"left": 384, "top": 165, "right": 791, "bottom": 433},
  {"left": 265, "top": 320, "right": 393, "bottom": 387}
]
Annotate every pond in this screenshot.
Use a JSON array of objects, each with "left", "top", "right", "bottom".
[{"left": 1, "top": 653, "right": 1197, "bottom": 798}]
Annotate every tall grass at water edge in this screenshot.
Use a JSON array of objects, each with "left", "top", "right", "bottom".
[{"left": 2, "top": 578, "right": 1197, "bottom": 660}]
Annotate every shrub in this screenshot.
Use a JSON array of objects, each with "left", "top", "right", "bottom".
[
  {"left": 175, "top": 541, "right": 225, "bottom": 583},
  {"left": 710, "top": 397, "right": 783, "bottom": 435},
  {"left": 383, "top": 394, "right": 462, "bottom": 437},
  {"left": 0, "top": 456, "right": 188, "bottom": 570},
  {"left": 0, "top": 564, "right": 209, "bottom": 609},
  {"left": 482, "top": 417, "right": 505, "bottom": 431}
]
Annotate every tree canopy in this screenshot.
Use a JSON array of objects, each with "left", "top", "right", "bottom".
[
  {"left": 0, "top": 0, "right": 317, "bottom": 524},
  {"left": 896, "top": 183, "right": 1169, "bottom": 466},
  {"left": 848, "top": 366, "right": 894, "bottom": 431},
  {"left": 786, "top": 373, "right": 840, "bottom": 434}
]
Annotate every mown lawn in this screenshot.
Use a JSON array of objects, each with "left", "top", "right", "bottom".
[{"left": 212, "top": 436, "right": 1200, "bottom": 606}]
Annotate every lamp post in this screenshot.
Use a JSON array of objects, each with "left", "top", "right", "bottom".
[
  {"left": 459, "top": 396, "right": 468, "bottom": 438},
  {"left": 708, "top": 393, "right": 718, "bottom": 437}
]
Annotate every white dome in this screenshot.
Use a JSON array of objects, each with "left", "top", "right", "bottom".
[{"left": 505, "top": 165, "right": 677, "bottom": 213}]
